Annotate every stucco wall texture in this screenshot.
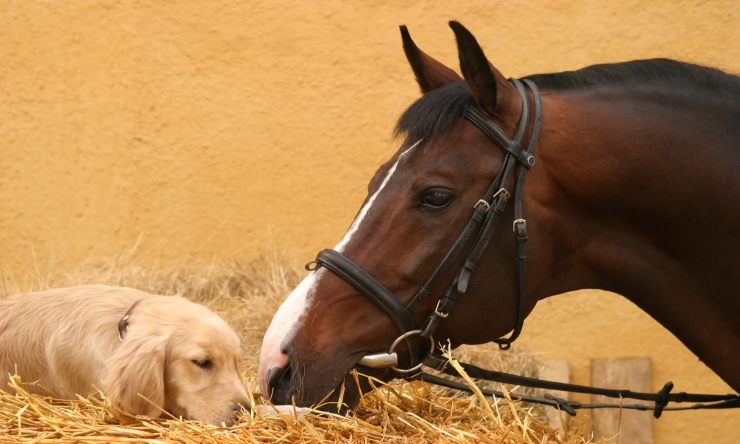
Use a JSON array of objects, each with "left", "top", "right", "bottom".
[{"left": 1, "top": 1, "right": 738, "bottom": 442}]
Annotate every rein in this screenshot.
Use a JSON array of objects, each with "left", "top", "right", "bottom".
[
  {"left": 419, "top": 355, "right": 740, "bottom": 417},
  {"left": 305, "top": 77, "right": 740, "bottom": 415}
]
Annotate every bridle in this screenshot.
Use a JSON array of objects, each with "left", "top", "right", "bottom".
[
  {"left": 306, "top": 77, "right": 542, "bottom": 372},
  {"left": 303, "top": 78, "right": 740, "bottom": 415}
]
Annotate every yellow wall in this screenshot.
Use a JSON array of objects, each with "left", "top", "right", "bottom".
[{"left": 1, "top": 1, "right": 738, "bottom": 442}]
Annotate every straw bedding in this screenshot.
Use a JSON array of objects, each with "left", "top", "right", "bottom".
[{"left": 0, "top": 253, "right": 592, "bottom": 443}]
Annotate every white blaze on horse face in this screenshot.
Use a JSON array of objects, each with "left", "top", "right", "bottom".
[
  {"left": 335, "top": 139, "right": 422, "bottom": 252},
  {"left": 258, "top": 273, "right": 316, "bottom": 390},
  {"left": 258, "top": 139, "right": 420, "bottom": 393}
]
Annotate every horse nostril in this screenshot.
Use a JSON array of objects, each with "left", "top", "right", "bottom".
[{"left": 267, "top": 364, "right": 292, "bottom": 403}]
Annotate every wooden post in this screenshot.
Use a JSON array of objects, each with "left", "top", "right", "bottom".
[
  {"left": 540, "top": 359, "right": 570, "bottom": 436},
  {"left": 591, "top": 357, "right": 653, "bottom": 444}
]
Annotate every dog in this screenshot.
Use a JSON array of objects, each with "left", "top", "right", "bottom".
[{"left": 0, "top": 285, "right": 249, "bottom": 425}]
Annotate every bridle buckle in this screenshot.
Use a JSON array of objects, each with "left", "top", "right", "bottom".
[
  {"left": 492, "top": 187, "right": 510, "bottom": 200},
  {"left": 434, "top": 300, "right": 449, "bottom": 319},
  {"left": 475, "top": 188, "right": 511, "bottom": 214},
  {"left": 512, "top": 218, "right": 526, "bottom": 232},
  {"left": 473, "top": 199, "right": 491, "bottom": 212}
]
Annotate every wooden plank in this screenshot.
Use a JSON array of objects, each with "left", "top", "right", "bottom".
[
  {"left": 539, "top": 359, "right": 570, "bottom": 436},
  {"left": 591, "top": 357, "right": 653, "bottom": 444}
]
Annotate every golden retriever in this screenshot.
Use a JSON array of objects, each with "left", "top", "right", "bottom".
[{"left": 0, "top": 285, "right": 249, "bottom": 425}]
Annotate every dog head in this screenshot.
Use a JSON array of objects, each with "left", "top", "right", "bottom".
[{"left": 104, "top": 296, "right": 248, "bottom": 425}]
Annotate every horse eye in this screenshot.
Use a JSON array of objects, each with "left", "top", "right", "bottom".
[
  {"left": 192, "top": 359, "right": 213, "bottom": 370},
  {"left": 420, "top": 188, "right": 454, "bottom": 209}
]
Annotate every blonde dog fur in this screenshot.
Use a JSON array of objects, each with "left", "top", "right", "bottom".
[{"left": 0, "top": 285, "right": 249, "bottom": 425}]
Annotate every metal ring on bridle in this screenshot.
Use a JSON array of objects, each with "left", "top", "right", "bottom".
[{"left": 389, "top": 329, "right": 435, "bottom": 374}]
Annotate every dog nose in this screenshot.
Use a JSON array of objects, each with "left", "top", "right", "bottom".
[
  {"left": 225, "top": 401, "right": 249, "bottom": 426},
  {"left": 266, "top": 363, "right": 293, "bottom": 404},
  {"left": 232, "top": 401, "right": 249, "bottom": 416}
]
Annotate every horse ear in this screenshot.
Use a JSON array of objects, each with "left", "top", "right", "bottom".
[
  {"left": 449, "top": 21, "right": 509, "bottom": 114},
  {"left": 400, "top": 25, "right": 461, "bottom": 93}
]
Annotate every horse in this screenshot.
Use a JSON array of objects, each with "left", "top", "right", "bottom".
[{"left": 259, "top": 21, "right": 740, "bottom": 409}]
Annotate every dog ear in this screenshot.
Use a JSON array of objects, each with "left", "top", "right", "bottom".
[{"left": 104, "top": 333, "right": 167, "bottom": 417}]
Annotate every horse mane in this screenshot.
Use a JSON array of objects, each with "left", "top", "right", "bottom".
[
  {"left": 525, "top": 58, "right": 740, "bottom": 93},
  {"left": 394, "top": 81, "right": 471, "bottom": 144},
  {"left": 395, "top": 59, "right": 740, "bottom": 143}
]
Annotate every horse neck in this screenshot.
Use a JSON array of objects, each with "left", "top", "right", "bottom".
[{"left": 527, "top": 86, "right": 740, "bottom": 386}]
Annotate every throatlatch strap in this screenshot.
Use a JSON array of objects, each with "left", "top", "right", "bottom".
[{"left": 494, "top": 78, "right": 543, "bottom": 349}]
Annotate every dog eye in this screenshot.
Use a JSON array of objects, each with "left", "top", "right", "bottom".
[
  {"left": 420, "top": 188, "right": 455, "bottom": 209},
  {"left": 192, "top": 359, "right": 213, "bottom": 370}
]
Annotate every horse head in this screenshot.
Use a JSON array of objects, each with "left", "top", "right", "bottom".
[{"left": 259, "top": 22, "right": 544, "bottom": 408}]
